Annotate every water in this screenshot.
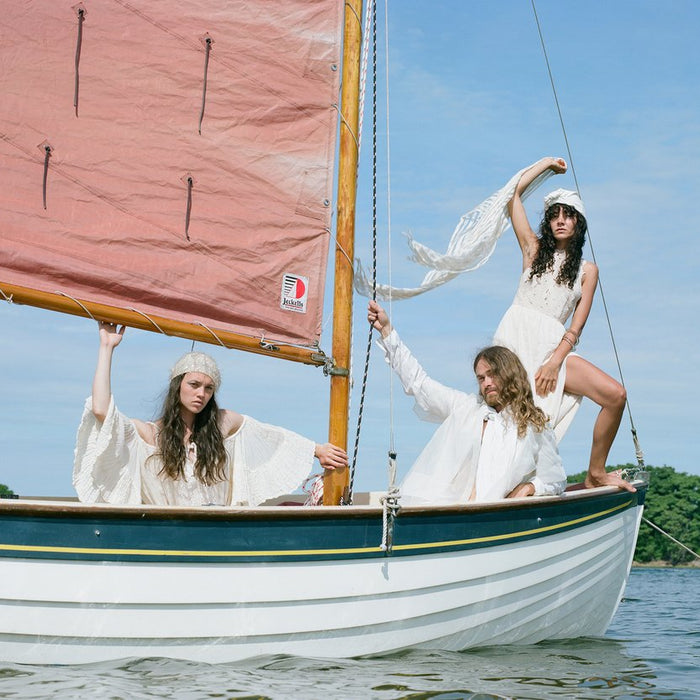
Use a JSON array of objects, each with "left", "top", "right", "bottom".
[{"left": 0, "top": 568, "right": 697, "bottom": 699}]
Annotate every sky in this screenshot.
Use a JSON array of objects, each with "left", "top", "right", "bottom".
[{"left": 1, "top": 0, "right": 699, "bottom": 497}]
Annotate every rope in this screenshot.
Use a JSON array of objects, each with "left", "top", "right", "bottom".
[
  {"left": 383, "top": 0, "right": 397, "bottom": 475},
  {"left": 531, "top": 0, "right": 644, "bottom": 467},
  {"left": 344, "top": 0, "right": 378, "bottom": 506},
  {"left": 54, "top": 292, "right": 96, "bottom": 321},
  {"left": 127, "top": 307, "right": 167, "bottom": 334},
  {"left": 357, "top": 0, "right": 374, "bottom": 148},
  {"left": 642, "top": 517, "right": 700, "bottom": 560}
]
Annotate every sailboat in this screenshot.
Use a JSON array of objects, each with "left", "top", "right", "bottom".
[{"left": 0, "top": 0, "right": 646, "bottom": 664}]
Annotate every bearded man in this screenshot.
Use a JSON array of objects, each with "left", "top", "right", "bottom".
[{"left": 367, "top": 300, "right": 567, "bottom": 505}]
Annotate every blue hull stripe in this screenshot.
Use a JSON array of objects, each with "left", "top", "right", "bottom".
[{"left": 0, "top": 496, "right": 637, "bottom": 562}]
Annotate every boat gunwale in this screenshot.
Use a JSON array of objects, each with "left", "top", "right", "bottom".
[{"left": 0, "top": 483, "right": 645, "bottom": 522}]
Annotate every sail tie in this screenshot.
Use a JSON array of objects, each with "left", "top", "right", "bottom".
[
  {"left": 55, "top": 292, "right": 96, "bottom": 321},
  {"left": 196, "top": 322, "right": 228, "bottom": 347},
  {"left": 332, "top": 103, "right": 360, "bottom": 154},
  {"left": 127, "top": 308, "right": 167, "bottom": 334},
  {"left": 0, "top": 288, "right": 14, "bottom": 303},
  {"left": 73, "top": 4, "right": 86, "bottom": 117},
  {"left": 41, "top": 142, "right": 52, "bottom": 210},
  {"left": 198, "top": 34, "right": 213, "bottom": 135},
  {"left": 184, "top": 174, "right": 194, "bottom": 240}
]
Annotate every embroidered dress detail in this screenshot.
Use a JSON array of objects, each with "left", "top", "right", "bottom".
[
  {"left": 73, "top": 396, "right": 316, "bottom": 506},
  {"left": 493, "top": 255, "right": 586, "bottom": 441}
]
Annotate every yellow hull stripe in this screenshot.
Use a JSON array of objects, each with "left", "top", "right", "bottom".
[{"left": 0, "top": 499, "right": 634, "bottom": 559}]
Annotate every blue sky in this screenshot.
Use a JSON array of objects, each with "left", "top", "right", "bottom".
[{"left": 1, "top": 0, "right": 698, "bottom": 497}]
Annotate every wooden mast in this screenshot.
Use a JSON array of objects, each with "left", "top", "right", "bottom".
[{"left": 323, "top": 0, "right": 363, "bottom": 505}]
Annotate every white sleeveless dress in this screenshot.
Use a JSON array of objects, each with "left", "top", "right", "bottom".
[{"left": 493, "top": 250, "right": 585, "bottom": 442}]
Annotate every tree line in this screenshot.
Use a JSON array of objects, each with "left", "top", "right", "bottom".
[
  {"left": 568, "top": 464, "right": 700, "bottom": 566},
  {"left": 2, "top": 465, "right": 699, "bottom": 565}
]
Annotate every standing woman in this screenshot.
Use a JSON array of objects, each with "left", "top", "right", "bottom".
[
  {"left": 73, "top": 322, "right": 347, "bottom": 506},
  {"left": 494, "top": 157, "right": 632, "bottom": 491}
]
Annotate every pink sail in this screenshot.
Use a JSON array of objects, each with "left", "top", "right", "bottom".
[{"left": 0, "top": 0, "right": 342, "bottom": 349}]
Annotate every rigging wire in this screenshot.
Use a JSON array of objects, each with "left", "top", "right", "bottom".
[
  {"left": 531, "top": 0, "right": 645, "bottom": 469},
  {"left": 642, "top": 517, "right": 700, "bottom": 561},
  {"left": 345, "top": 0, "right": 378, "bottom": 505}
]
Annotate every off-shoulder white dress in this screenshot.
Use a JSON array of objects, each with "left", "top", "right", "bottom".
[
  {"left": 494, "top": 250, "right": 585, "bottom": 442},
  {"left": 73, "top": 397, "right": 316, "bottom": 506}
]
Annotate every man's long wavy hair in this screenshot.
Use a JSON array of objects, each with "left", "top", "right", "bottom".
[
  {"left": 473, "top": 346, "right": 548, "bottom": 438},
  {"left": 151, "top": 375, "right": 228, "bottom": 485},
  {"left": 530, "top": 203, "right": 588, "bottom": 288}
]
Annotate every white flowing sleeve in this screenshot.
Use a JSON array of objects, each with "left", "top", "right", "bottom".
[
  {"left": 72, "top": 396, "right": 143, "bottom": 505},
  {"left": 378, "top": 329, "right": 465, "bottom": 423},
  {"left": 355, "top": 159, "right": 554, "bottom": 300},
  {"left": 530, "top": 428, "right": 567, "bottom": 497},
  {"left": 231, "top": 416, "right": 316, "bottom": 506}
]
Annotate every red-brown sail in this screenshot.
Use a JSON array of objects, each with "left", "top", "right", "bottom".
[{"left": 0, "top": 1, "right": 342, "bottom": 358}]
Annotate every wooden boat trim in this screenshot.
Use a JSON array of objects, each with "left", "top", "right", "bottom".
[
  {"left": 0, "top": 484, "right": 640, "bottom": 520},
  {"left": 0, "top": 487, "right": 645, "bottom": 564},
  {"left": 0, "top": 282, "right": 326, "bottom": 366}
]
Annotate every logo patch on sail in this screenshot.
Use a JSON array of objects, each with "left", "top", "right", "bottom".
[{"left": 280, "top": 274, "right": 308, "bottom": 313}]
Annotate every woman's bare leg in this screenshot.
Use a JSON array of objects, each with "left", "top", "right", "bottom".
[{"left": 564, "top": 355, "right": 635, "bottom": 492}]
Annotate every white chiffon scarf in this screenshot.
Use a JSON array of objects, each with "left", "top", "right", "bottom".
[{"left": 354, "top": 159, "right": 554, "bottom": 300}]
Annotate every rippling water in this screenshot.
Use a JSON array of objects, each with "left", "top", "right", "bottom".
[{"left": 1, "top": 568, "right": 698, "bottom": 699}]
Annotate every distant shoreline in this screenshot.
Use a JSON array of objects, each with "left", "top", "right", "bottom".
[{"left": 633, "top": 560, "right": 700, "bottom": 569}]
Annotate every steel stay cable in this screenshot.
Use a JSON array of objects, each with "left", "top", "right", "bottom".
[{"left": 531, "top": 0, "right": 645, "bottom": 467}]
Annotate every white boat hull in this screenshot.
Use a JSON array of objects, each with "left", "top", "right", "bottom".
[{"left": 0, "top": 487, "right": 643, "bottom": 664}]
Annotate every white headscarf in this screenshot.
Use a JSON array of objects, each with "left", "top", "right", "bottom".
[
  {"left": 543, "top": 188, "right": 586, "bottom": 217},
  {"left": 170, "top": 352, "right": 221, "bottom": 390}
]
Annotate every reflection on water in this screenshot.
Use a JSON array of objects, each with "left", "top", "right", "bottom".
[{"left": 0, "top": 569, "right": 697, "bottom": 699}]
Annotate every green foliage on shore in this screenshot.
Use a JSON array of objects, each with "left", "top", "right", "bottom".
[
  {"left": 568, "top": 464, "right": 700, "bottom": 565},
  {"left": 0, "top": 482, "right": 14, "bottom": 497}
]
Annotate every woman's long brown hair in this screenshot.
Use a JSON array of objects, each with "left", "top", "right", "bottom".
[
  {"left": 151, "top": 375, "right": 228, "bottom": 485},
  {"left": 530, "top": 203, "right": 587, "bottom": 288}
]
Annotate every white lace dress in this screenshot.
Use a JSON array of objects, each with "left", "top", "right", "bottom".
[
  {"left": 73, "top": 396, "right": 316, "bottom": 506},
  {"left": 493, "top": 251, "right": 585, "bottom": 442}
]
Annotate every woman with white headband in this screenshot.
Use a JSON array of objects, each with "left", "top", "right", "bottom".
[
  {"left": 493, "top": 156, "right": 631, "bottom": 492},
  {"left": 73, "top": 322, "right": 347, "bottom": 506}
]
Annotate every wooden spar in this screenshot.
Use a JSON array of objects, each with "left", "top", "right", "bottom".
[
  {"left": 324, "top": 0, "right": 363, "bottom": 505},
  {"left": 0, "top": 282, "right": 326, "bottom": 366}
]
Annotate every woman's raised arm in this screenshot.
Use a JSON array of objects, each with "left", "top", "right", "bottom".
[
  {"left": 91, "top": 322, "right": 125, "bottom": 423},
  {"left": 509, "top": 157, "right": 567, "bottom": 265}
]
